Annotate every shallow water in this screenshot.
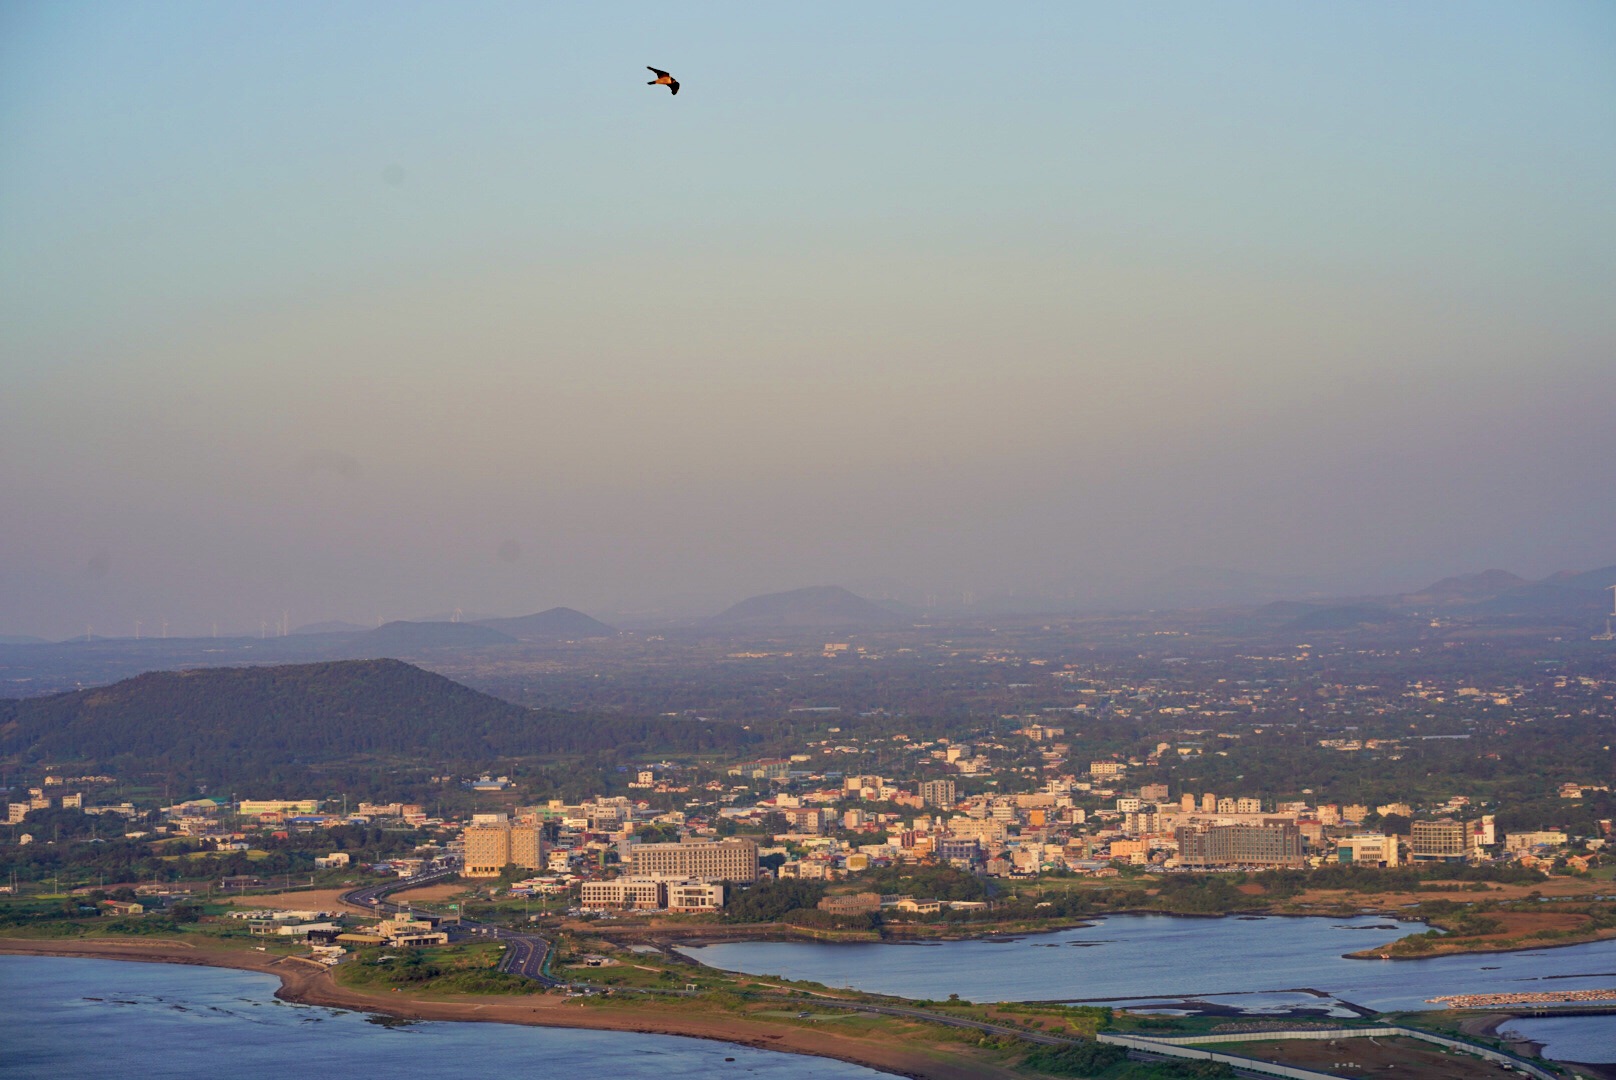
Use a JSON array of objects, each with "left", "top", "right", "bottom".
[
  {"left": 1499, "top": 1015, "right": 1616, "bottom": 1064},
  {"left": 0, "top": 955, "right": 898, "bottom": 1080},
  {"left": 682, "top": 913, "right": 1616, "bottom": 1015}
]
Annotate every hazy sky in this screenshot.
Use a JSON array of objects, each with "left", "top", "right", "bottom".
[{"left": 3, "top": 2, "right": 1614, "bottom": 636}]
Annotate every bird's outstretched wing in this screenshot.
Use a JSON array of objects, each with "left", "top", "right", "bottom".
[
  {"left": 669, "top": 80, "right": 680, "bottom": 95},
  {"left": 648, "top": 67, "right": 670, "bottom": 78}
]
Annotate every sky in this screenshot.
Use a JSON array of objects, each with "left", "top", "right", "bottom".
[{"left": 2, "top": 1, "right": 1614, "bottom": 637}]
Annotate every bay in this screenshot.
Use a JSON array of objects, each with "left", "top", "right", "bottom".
[
  {"left": 0, "top": 955, "right": 897, "bottom": 1080},
  {"left": 1498, "top": 1016, "right": 1616, "bottom": 1064},
  {"left": 682, "top": 913, "right": 1616, "bottom": 1016}
]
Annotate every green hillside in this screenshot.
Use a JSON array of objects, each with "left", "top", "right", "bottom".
[{"left": 0, "top": 659, "right": 755, "bottom": 788}]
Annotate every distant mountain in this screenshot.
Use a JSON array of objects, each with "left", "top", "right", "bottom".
[
  {"left": 1544, "top": 564, "right": 1616, "bottom": 594},
  {"left": 1401, "top": 569, "right": 1527, "bottom": 604},
  {"left": 289, "top": 620, "right": 369, "bottom": 636},
  {"left": 354, "top": 620, "right": 515, "bottom": 650},
  {"left": 1283, "top": 604, "right": 1407, "bottom": 632},
  {"left": 1475, "top": 565, "right": 1616, "bottom": 618},
  {"left": 475, "top": 607, "right": 616, "bottom": 642},
  {"left": 709, "top": 585, "right": 909, "bottom": 629},
  {"left": 0, "top": 659, "right": 756, "bottom": 788}
]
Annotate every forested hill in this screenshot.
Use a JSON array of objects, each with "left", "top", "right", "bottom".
[{"left": 0, "top": 659, "right": 757, "bottom": 786}]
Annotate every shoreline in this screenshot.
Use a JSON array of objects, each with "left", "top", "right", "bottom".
[
  {"left": 0, "top": 939, "right": 1017, "bottom": 1080},
  {"left": 1467, "top": 1013, "right": 1616, "bottom": 1080},
  {"left": 1344, "top": 925, "right": 1616, "bottom": 962}
]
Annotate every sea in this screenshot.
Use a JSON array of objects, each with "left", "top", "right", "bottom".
[{"left": 0, "top": 955, "right": 898, "bottom": 1080}]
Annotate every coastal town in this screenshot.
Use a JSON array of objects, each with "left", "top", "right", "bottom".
[
  {"left": 3, "top": 589, "right": 1614, "bottom": 1078},
  {"left": 4, "top": 742, "right": 1608, "bottom": 922}
]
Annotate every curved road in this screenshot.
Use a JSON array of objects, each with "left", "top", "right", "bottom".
[{"left": 339, "top": 870, "right": 559, "bottom": 986}]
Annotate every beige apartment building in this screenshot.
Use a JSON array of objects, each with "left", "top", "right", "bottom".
[
  {"left": 628, "top": 838, "right": 758, "bottom": 882},
  {"left": 462, "top": 821, "right": 545, "bottom": 878}
]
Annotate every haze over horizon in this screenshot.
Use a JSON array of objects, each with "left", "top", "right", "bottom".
[{"left": 3, "top": 3, "right": 1614, "bottom": 639}]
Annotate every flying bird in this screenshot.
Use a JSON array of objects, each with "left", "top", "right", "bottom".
[{"left": 647, "top": 66, "right": 680, "bottom": 95}]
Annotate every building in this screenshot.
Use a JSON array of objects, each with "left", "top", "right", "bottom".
[
  {"left": 1505, "top": 830, "right": 1569, "bottom": 853},
  {"left": 935, "top": 838, "right": 982, "bottom": 864},
  {"left": 1410, "top": 819, "right": 1468, "bottom": 863},
  {"left": 1335, "top": 834, "right": 1400, "bottom": 868},
  {"left": 818, "top": 892, "right": 883, "bottom": 916},
  {"left": 377, "top": 915, "right": 449, "bottom": 947},
  {"left": 628, "top": 838, "right": 758, "bottom": 882},
  {"left": 781, "top": 807, "right": 823, "bottom": 833},
  {"left": 728, "top": 759, "right": 791, "bottom": 781},
  {"left": 238, "top": 799, "right": 319, "bottom": 816},
  {"left": 462, "top": 822, "right": 545, "bottom": 878},
  {"left": 918, "top": 779, "right": 957, "bottom": 808},
  {"left": 1123, "top": 809, "right": 1160, "bottom": 835},
  {"left": 581, "top": 878, "right": 667, "bottom": 911},
  {"left": 1175, "top": 823, "right": 1304, "bottom": 868},
  {"left": 666, "top": 881, "right": 725, "bottom": 913}
]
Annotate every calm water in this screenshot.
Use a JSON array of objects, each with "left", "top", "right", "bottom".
[
  {"left": 683, "top": 914, "right": 1616, "bottom": 1017},
  {"left": 0, "top": 955, "right": 897, "bottom": 1080},
  {"left": 1499, "top": 1016, "right": 1616, "bottom": 1064}
]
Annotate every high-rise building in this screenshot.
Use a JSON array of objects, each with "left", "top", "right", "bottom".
[
  {"left": 1175, "top": 823, "right": 1304, "bottom": 868},
  {"left": 1410, "top": 819, "right": 1468, "bottom": 863},
  {"left": 462, "top": 822, "right": 545, "bottom": 878},
  {"left": 918, "top": 779, "right": 957, "bottom": 808},
  {"left": 628, "top": 838, "right": 758, "bottom": 882}
]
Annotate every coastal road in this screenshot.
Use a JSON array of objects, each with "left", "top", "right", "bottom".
[
  {"left": 491, "top": 930, "right": 553, "bottom": 982},
  {"left": 339, "top": 868, "right": 456, "bottom": 914},
  {"left": 340, "top": 871, "right": 559, "bottom": 987}
]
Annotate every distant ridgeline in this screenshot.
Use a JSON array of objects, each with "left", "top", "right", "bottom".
[{"left": 0, "top": 659, "right": 756, "bottom": 787}]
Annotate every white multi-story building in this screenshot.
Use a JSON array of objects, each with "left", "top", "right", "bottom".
[{"left": 628, "top": 839, "right": 758, "bottom": 882}]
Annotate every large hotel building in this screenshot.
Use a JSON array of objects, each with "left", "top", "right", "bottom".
[
  {"left": 628, "top": 838, "right": 759, "bottom": 882},
  {"left": 462, "top": 820, "right": 544, "bottom": 878},
  {"left": 1175, "top": 822, "right": 1304, "bottom": 868}
]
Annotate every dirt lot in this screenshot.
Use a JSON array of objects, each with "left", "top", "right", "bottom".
[
  {"left": 388, "top": 882, "right": 466, "bottom": 905},
  {"left": 1228, "top": 1035, "right": 1526, "bottom": 1079},
  {"left": 227, "top": 887, "right": 358, "bottom": 911}
]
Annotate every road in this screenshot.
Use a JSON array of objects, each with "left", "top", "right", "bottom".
[{"left": 339, "top": 870, "right": 558, "bottom": 986}]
